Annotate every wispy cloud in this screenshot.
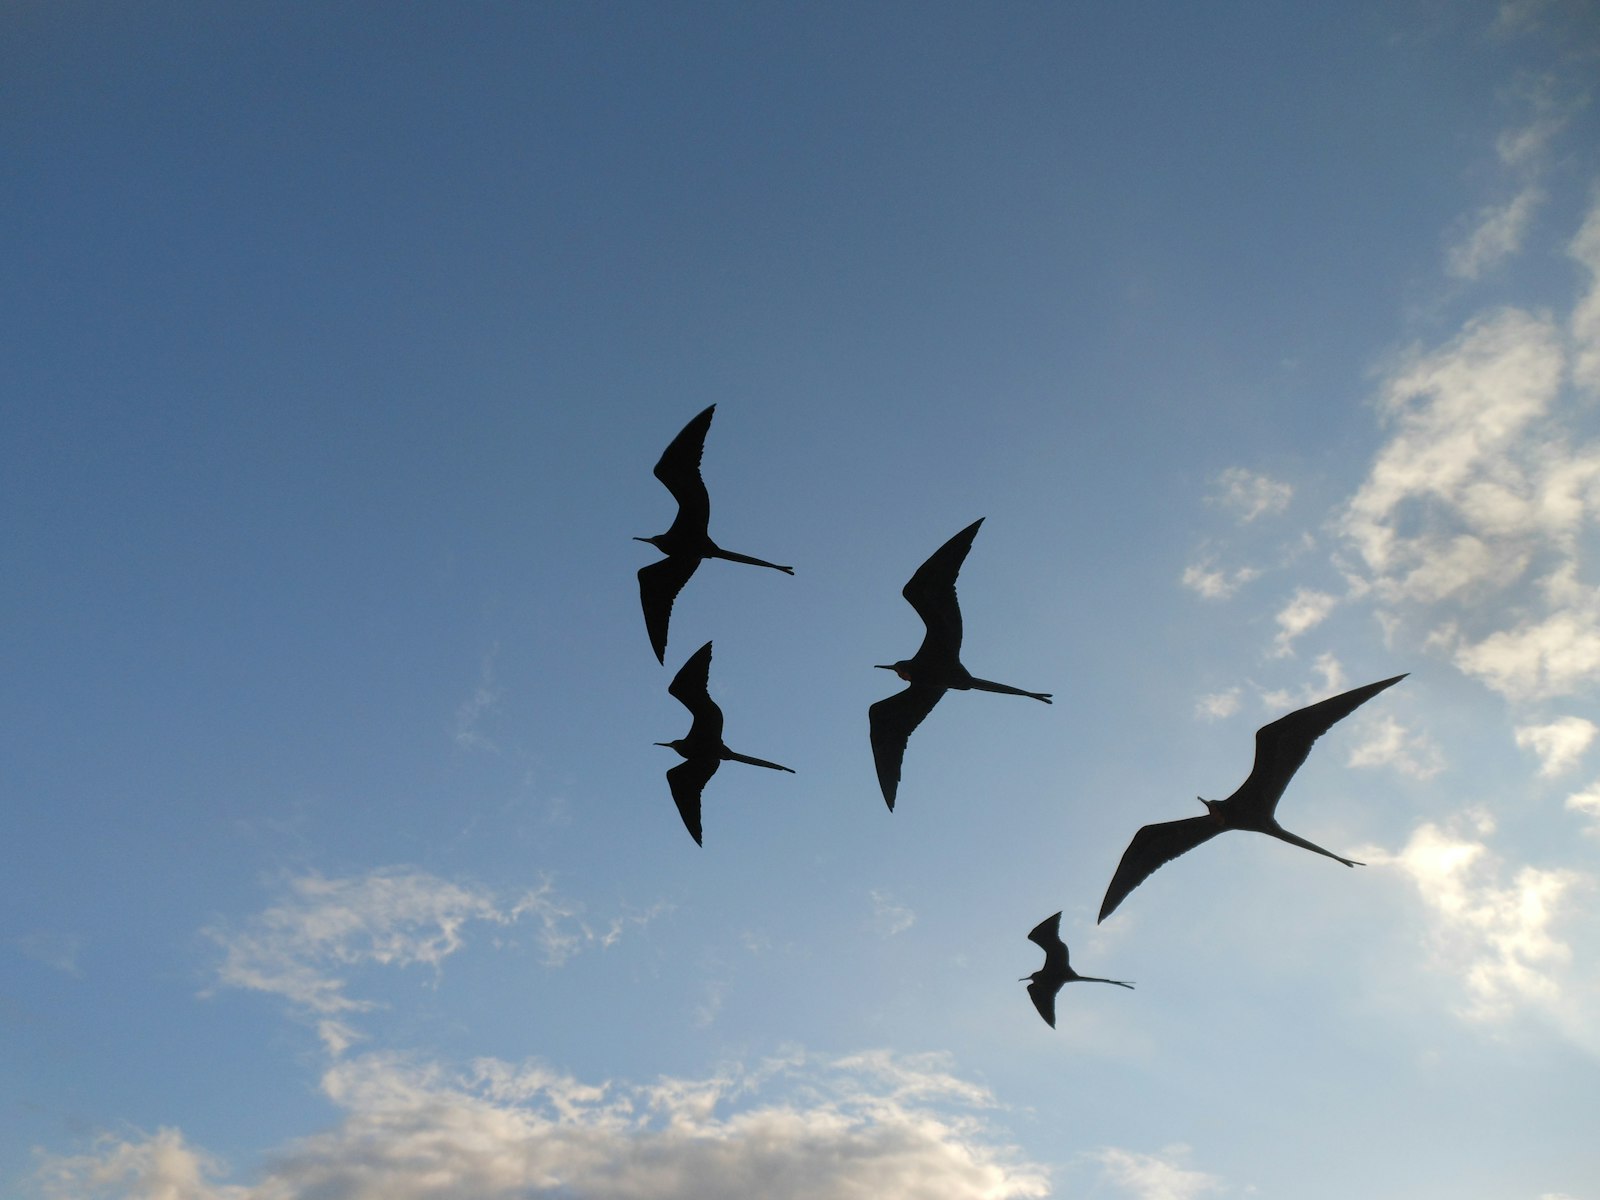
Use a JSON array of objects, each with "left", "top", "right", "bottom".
[
  {"left": 1446, "top": 186, "right": 1543, "bottom": 279},
  {"left": 1564, "top": 778, "right": 1600, "bottom": 833},
  {"left": 1180, "top": 561, "right": 1262, "bottom": 601},
  {"left": 11, "top": 931, "right": 83, "bottom": 977},
  {"left": 867, "top": 889, "right": 916, "bottom": 936},
  {"left": 205, "top": 868, "right": 657, "bottom": 1021},
  {"left": 1210, "top": 467, "right": 1292, "bottom": 522},
  {"left": 1271, "top": 587, "right": 1339, "bottom": 656},
  {"left": 1090, "top": 1144, "right": 1224, "bottom": 1200},
  {"left": 1346, "top": 714, "right": 1445, "bottom": 779},
  {"left": 1515, "top": 716, "right": 1599, "bottom": 776},
  {"left": 1195, "top": 688, "right": 1241, "bottom": 720},
  {"left": 453, "top": 644, "right": 502, "bottom": 752},
  {"left": 1367, "top": 811, "right": 1597, "bottom": 1046},
  {"left": 31, "top": 1050, "right": 1050, "bottom": 1200}
]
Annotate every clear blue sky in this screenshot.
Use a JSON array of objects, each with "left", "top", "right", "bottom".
[{"left": 4, "top": 3, "right": 1599, "bottom": 1197}]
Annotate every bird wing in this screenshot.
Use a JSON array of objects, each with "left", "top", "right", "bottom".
[
  {"left": 1098, "top": 815, "right": 1224, "bottom": 922},
  {"left": 1235, "top": 673, "right": 1408, "bottom": 821},
  {"left": 653, "top": 405, "right": 714, "bottom": 541},
  {"left": 666, "top": 757, "right": 719, "bottom": 846},
  {"left": 638, "top": 554, "right": 702, "bottom": 664},
  {"left": 902, "top": 519, "right": 983, "bottom": 664},
  {"left": 1026, "top": 911, "right": 1069, "bottom": 974},
  {"left": 868, "top": 684, "right": 946, "bottom": 811},
  {"left": 1026, "top": 911, "right": 1063, "bottom": 950},
  {"left": 1025, "top": 978, "right": 1059, "bottom": 1028},
  {"left": 666, "top": 641, "right": 724, "bottom": 741}
]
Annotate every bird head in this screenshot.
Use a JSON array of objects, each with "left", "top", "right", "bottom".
[
  {"left": 634, "top": 535, "right": 664, "bottom": 550},
  {"left": 655, "top": 739, "right": 688, "bottom": 757},
  {"left": 1197, "top": 796, "right": 1222, "bottom": 816},
  {"left": 874, "top": 661, "right": 913, "bottom": 681}
]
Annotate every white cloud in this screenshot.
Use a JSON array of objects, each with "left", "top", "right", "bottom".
[
  {"left": 1565, "top": 779, "right": 1600, "bottom": 832},
  {"left": 1329, "top": 274, "right": 1600, "bottom": 701},
  {"left": 1195, "top": 689, "right": 1240, "bottom": 720},
  {"left": 1368, "top": 813, "right": 1596, "bottom": 1045},
  {"left": 205, "top": 869, "right": 648, "bottom": 1019},
  {"left": 1090, "top": 1145, "right": 1224, "bottom": 1200},
  {"left": 1446, "top": 186, "right": 1543, "bottom": 279},
  {"left": 1347, "top": 715, "right": 1445, "bottom": 779},
  {"left": 31, "top": 1051, "right": 1051, "bottom": 1200},
  {"left": 1180, "top": 561, "right": 1261, "bottom": 600},
  {"left": 1271, "top": 587, "right": 1339, "bottom": 656},
  {"left": 1515, "top": 716, "right": 1599, "bottom": 776},
  {"left": 31, "top": 1127, "right": 243, "bottom": 1200},
  {"left": 1210, "top": 467, "right": 1292, "bottom": 522}
]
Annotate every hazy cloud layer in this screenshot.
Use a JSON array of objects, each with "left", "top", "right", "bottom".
[{"left": 30, "top": 1051, "right": 1051, "bottom": 1200}]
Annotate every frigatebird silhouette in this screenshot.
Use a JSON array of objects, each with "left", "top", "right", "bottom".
[
  {"left": 636, "top": 405, "right": 793, "bottom": 663},
  {"left": 869, "top": 518, "right": 1051, "bottom": 810},
  {"left": 656, "top": 641, "right": 793, "bottom": 845},
  {"left": 1097, "top": 673, "right": 1407, "bottom": 922},
  {"left": 1022, "top": 911, "right": 1133, "bottom": 1028}
]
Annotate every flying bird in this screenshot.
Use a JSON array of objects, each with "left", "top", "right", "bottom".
[
  {"left": 1097, "top": 673, "right": 1407, "bottom": 923},
  {"left": 869, "top": 518, "right": 1051, "bottom": 810},
  {"left": 656, "top": 641, "right": 794, "bottom": 845},
  {"left": 1022, "top": 911, "right": 1133, "bottom": 1028},
  {"left": 636, "top": 405, "right": 793, "bottom": 663}
]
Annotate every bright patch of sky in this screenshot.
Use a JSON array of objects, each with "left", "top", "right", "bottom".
[{"left": 4, "top": 3, "right": 1598, "bottom": 1198}]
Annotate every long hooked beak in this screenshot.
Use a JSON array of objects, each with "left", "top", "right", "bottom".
[
  {"left": 872, "top": 664, "right": 896, "bottom": 670},
  {"left": 653, "top": 741, "right": 673, "bottom": 748},
  {"left": 633, "top": 537, "right": 653, "bottom": 544}
]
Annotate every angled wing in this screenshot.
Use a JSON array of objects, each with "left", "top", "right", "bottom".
[
  {"left": 1026, "top": 911, "right": 1069, "bottom": 974},
  {"left": 653, "top": 405, "right": 714, "bottom": 541},
  {"left": 1026, "top": 978, "right": 1060, "bottom": 1028},
  {"left": 902, "top": 519, "right": 983, "bottom": 664},
  {"left": 1236, "top": 673, "right": 1408, "bottom": 821},
  {"left": 868, "top": 684, "right": 945, "bottom": 811},
  {"left": 666, "top": 757, "right": 719, "bottom": 846},
  {"left": 1098, "top": 815, "right": 1224, "bottom": 923},
  {"left": 667, "top": 641, "right": 723, "bottom": 742},
  {"left": 638, "top": 554, "right": 702, "bottom": 664}
]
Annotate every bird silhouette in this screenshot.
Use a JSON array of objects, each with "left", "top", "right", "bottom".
[
  {"left": 656, "top": 640, "right": 793, "bottom": 845},
  {"left": 1022, "top": 911, "right": 1133, "bottom": 1028},
  {"left": 869, "top": 518, "right": 1051, "bottom": 810},
  {"left": 636, "top": 405, "right": 793, "bottom": 663},
  {"left": 1097, "top": 673, "right": 1407, "bottom": 923}
]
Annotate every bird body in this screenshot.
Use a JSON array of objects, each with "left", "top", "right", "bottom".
[
  {"left": 1022, "top": 911, "right": 1133, "bottom": 1028},
  {"left": 1097, "top": 673, "right": 1408, "bottom": 922},
  {"left": 869, "top": 518, "right": 1052, "bottom": 810},
  {"left": 657, "top": 641, "right": 793, "bottom": 845},
  {"left": 636, "top": 405, "right": 793, "bottom": 664}
]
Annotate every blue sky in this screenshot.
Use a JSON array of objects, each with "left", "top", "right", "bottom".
[{"left": 4, "top": 2, "right": 1599, "bottom": 1197}]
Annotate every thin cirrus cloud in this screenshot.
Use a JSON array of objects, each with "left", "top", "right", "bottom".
[{"left": 30, "top": 1050, "right": 1053, "bottom": 1200}]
